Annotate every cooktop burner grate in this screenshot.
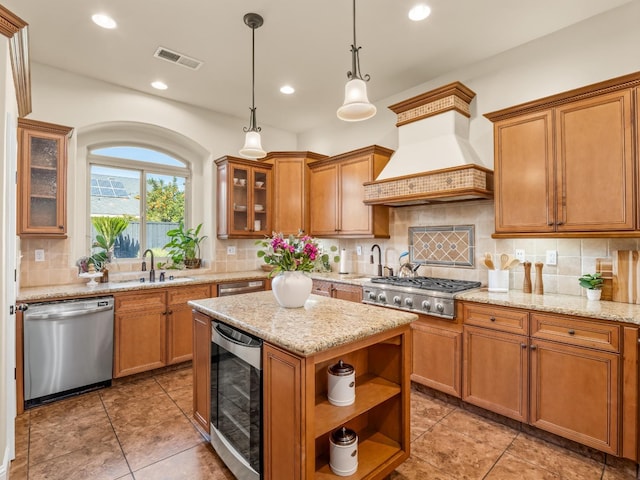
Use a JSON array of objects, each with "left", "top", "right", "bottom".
[{"left": 370, "top": 276, "right": 481, "bottom": 293}]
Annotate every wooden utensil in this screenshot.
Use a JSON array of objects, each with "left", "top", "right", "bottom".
[
  {"left": 504, "top": 258, "right": 520, "bottom": 270},
  {"left": 500, "top": 253, "right": 511, "bottom": 270},
  {"left": 484, "top": 253, "right": 495, "bottom": 270}
]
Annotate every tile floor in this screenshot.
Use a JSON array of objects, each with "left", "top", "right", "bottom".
[{"left": 9, "top": 366, "right": 639, "bottom": 480}]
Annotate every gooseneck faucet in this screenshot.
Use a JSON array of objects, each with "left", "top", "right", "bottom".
[
  {"left": 141, "top": 249, "right": 155, "bottom": 283},
  {"left": 370, "top": 244, "right": 383, "bottom": 277}
]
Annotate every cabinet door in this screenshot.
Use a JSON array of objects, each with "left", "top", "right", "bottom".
[
  {"left": 251, "top": 166, "right": 271, "bottom": 235},
  {"left": 338, "top": 156, "right": 373, "bottom": 235},
  {"left": 273, "top": 157, "right": 308, "bottom": 235},
  {"left": 263, "top": 343, "right": 303, "bottom": 480},
  {"left": 530, "top": 339, "right": 619, "bottom": 454},
  {"left": 555, "top": 89, "right": 634, "bottom": 231},
  {"left": 17, "top": 120, "right": 72, "bottom": 237},
  {"left": 228, "top": 164, "right": 252, "bottom": 235},
  {"left": 462, "top": 325, "right": 528, "bottom": 422},
  {"left": 493, "top": 110, "right": 555, "bottom": 233},
  {"left": 412, "top": 321, "right": 461, "bottom": 397},
  {"left": 114, "top": 291, "right": 167, "bottom": 377},
  {"left": 167, "top": 285, "right": 211, "bottom": 365},
  {"left": 309, "top": 163, "right": 338, "bottom": 235},
  {"left": 192, "top": 310, "right": 211, "bottom": 434}
]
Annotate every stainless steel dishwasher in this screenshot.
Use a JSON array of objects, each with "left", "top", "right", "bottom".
[
  {"left": 23, "top": 296, "right": 114, "bottom": 408},
  {"left": 217, "top": 279, "right": 265, "bottom": 296}
]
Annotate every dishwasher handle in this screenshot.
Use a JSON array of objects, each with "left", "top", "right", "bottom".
[{"left": 25, "top": 304, "right": 114, "bottom": 320}]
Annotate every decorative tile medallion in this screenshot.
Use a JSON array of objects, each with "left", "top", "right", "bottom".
[{"left": 409, "top": 225, "right": 475, "bottom": 267}]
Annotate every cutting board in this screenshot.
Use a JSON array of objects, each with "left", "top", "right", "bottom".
[
  {"left": 612, "top": 250, "right": 640, "bottom": 303},
  {"left": 595, "top": 258, "right": 612, "bottom": 301}
]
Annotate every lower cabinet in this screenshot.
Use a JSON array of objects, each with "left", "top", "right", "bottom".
[
  {"left": 460, "top": 301, "right": 635, "bottom": 458},
  {"left": 114, "top": 284, "right": 212, "bottom": 378},
  {"left": 411, "top": 313, "right": 462, "bottom": 398},
  {"left": 312, "top": 279, "right": 362, "bottom": 302}
]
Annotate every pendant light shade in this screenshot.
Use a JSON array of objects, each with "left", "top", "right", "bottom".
[
  {"left": 239, "top": 13, "right": 266, "bottom": 159},
  {"left": 337, "top": 0, "right": 376, "bottom": 122}
]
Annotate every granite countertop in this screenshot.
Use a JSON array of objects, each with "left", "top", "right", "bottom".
[
  {"left": 189, "top": 290, "right": 417, "bottom": 357},
  {"left": 456, "top": 289, "right": 640, "bottom": 326},
  {"left": 16, "top": 270, "right": 370, "bottom": 303}
]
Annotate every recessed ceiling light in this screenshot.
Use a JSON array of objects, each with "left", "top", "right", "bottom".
[
  {"left": 280, "top": 85, "right": 295, "bottom": 95},
  {"left": 151, "top": 81, "right": 168, "bottom": 90},
  {"left": 92, "top": 13, "right": 117, "bottom": 29},
  {"left": 408, "top": 4, "right": 431, "bottom": 21}
]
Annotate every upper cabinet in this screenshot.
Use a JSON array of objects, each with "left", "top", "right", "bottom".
[
  {"left": 308, "top": 145, "right": 393, "bottom": 238},
  {"left": 17, "top": 118, "right": 73, "bottom": 238},
  {"left": 486, "top": 72, "right": 638, "bottom": 237},
  {"left": 263, "top": 151, "right": 327, "bottom": 236},
  {"left": 215, "top": 156, "right": 272, "bottom": 239}
]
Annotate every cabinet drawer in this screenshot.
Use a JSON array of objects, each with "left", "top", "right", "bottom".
[
  {"left": 462, "top": 302, "right": 528, "bottom": 335},
  {"left": 168, "top": 285, "right": 211, "bottom": 306},
  {"left": 531, "top": 313, "right": 620, "bottom": 352},
  {"left": 115, "top": 290, "right": 166, "bottom": 312},
  {"left": 312, "top": 280, "right": 331, "bottom": 297}
]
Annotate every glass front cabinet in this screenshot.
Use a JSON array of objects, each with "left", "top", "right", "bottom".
[
  {"left": 17, "top": 118, "right": 74, "bottom": 238},
  {"left": 215, "top": 156, "right": 272, "bottom": 239}
]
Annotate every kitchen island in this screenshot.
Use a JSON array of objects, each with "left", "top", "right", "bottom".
[{"left": 189, "top": 291, "right": 417, "bottom": 480}]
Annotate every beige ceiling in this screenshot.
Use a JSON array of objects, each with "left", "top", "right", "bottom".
[{"left": 4, "top": 0, "right": 633, "bottom": 133}]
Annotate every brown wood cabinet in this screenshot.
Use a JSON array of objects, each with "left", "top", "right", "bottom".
[
  {"left": 486, "top": 74, "right": 636, "bottom": 237},
  {"left": 17, "top": 118, "right": 73, "bottom": 237},
  {"left": 264, "top": 151, "right": 327, "bottom": 236},
  {"left": 411, "top": 312, "right": 462, "bottom": 398},
  {"left": 309, "top": 145, "right": 393, "bottom": 238},
  {"left": 215, "top": 155, "right": 272, "bottom": 239},
  {"left": 114, "top": 284, "right": 213, "bottom": 377},
  {"left": 311, "top": 279, "right": 362, "bottom": 302},
  {"left": 192, "top": 309, "right": 212, "bottom": 434},
  {"left": 460, "top": 301, "right": 637, "bottom": 458}
]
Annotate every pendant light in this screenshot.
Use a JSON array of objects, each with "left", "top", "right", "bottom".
[
  {"left": 337, "top": 0, "right": 376, "bottom": 122},
  {"left": 239, "top": 13, "right": 267, "bottom": 159}
]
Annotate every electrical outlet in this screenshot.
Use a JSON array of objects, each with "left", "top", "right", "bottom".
[
  {"left": 514, "top": 249, "right": 525, "bottom": 262},
  {"left": 356, "top": 245, "right": 362, "bottom": 256},
  {"left": 227, "top": 246, "right": 236, "bottom": 255},
  {"left": 546, "top": 250, "right": 557, "bottom": 266},
  {"left": 35, "top": 249, "right": 45, "bottom": 262}
]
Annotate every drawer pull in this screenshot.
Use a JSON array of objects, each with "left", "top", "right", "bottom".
[{"left": 568, "top": 329, "right": 575, "bottom": 335}]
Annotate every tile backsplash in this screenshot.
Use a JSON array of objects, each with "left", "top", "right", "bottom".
[{"left": 19, "top": 199, "right": 640, "bottom": 300}]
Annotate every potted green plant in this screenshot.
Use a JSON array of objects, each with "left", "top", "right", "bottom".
[
  {"left": 90, "top": 216, "right": 130, "bottom": 281},
  {"left": 578, "top": 273, "right": 603, "bottom": 300},
  {"left": 163, "top": 222, "right": 207, "bottom": 269}
]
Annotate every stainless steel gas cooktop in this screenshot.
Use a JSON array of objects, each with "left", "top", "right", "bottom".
[{"left": 362, "top": 276, "right": 481, "bottom": 319}]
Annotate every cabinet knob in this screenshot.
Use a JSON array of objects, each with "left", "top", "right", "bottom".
[
  {"left": 521, "top": 343, "right": 527, "bottom": 349},
  {"left": 489, "top": 316, "right": 496, "bottom": 322},
  {"left": 59, "top": 225, "right": 64, "bottom": 229},
  {"left": 530, "top": 345, "right": 537, "bottom": 350},
  {"left": 567, "top": 329, "right": 575, "bottom": 335},
  {"left": 556, "top": 221, "right": 564, "bottom": 226}
]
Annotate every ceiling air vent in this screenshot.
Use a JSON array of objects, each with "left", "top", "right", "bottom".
[{"left": 153, "top": 47, "right": 203, "bottom": 70}]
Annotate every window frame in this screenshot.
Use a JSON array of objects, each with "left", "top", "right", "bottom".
[{"left": 87, "top": 146, "right": 192, "bottom": 259}]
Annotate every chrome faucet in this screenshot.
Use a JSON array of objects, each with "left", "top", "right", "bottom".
[
  {"left": 141, "top": 249, "right": 155, "bottom": 283},
  {"left": 370, "top": 244, "right": 383, "bottom": 277}
]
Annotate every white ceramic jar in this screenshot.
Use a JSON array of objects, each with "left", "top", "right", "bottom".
[
  {"left": 327, "top": 360, "right": 355, "bottom": 406},
  {"left": 329, "top": 427, "right": 358, "bottom": 476}
]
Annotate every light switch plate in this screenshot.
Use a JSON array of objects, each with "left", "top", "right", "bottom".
[
  {"left": 546, "top": 250, "right": 557, "bottom": 266},
  {"left": 35, "top": 249, "right": 45, "bottom": 262}
]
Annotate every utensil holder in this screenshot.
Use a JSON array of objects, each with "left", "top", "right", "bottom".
[{"left": 488, "top": 270, "right": 509, "bottom": 292}]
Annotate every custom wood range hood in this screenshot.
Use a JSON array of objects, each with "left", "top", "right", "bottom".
[{"left": 363, "top": 81, "right": 493, "bottom": 206}]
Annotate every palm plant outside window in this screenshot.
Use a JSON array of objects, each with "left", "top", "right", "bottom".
[{"left": 88, "top": 146, "right": 189, "bottom": 260}]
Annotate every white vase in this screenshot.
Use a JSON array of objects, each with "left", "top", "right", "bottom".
[
  {"left": 271, "top": 271, "right": 313, "bottom": 308},
  {"left": 586, "top": 289, "right": 601, "bottom": 301}
]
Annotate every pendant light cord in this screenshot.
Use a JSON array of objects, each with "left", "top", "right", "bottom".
[{"left": 347, "top": 0, "right": 369, "bottom": 82}]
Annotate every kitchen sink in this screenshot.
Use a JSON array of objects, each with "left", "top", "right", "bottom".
[{"left": 110, "top": 276, "right": 195, "bottom": 288}]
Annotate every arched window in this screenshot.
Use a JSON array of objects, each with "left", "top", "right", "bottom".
[{"left": 88, "top": 146, "right": 190, "bottom": 259}]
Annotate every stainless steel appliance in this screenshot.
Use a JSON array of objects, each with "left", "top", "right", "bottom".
[
  {"left": 23, "top": 296, "right": 114, "bottom": 408},
  {"left": 362, "top": 277, "right": 481, "bottom": 319},
  {"left": 210, "top": 321, "right": 262, "bottom": 480},
  {"left": 217, "top": 279, "right": 265, "bottom": 297}
]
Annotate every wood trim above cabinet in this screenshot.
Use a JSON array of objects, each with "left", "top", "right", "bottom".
[{"left": 0, "top": 5, "right": 31, "bottom": 117}]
